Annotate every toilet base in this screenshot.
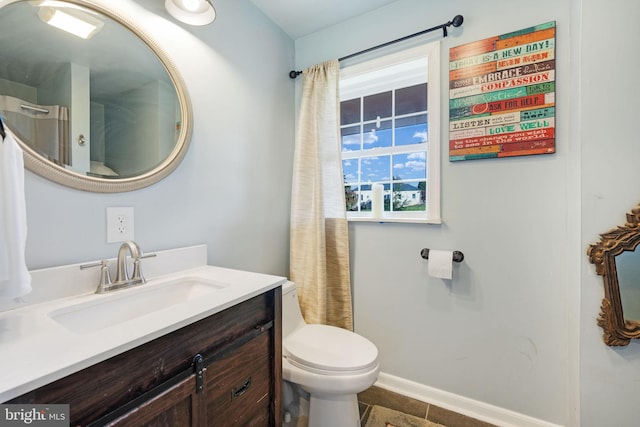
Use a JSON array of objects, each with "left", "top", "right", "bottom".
[
  {"left": 308, "top": 393, "right": 360, "bottom": 427},
  {"left": 282, "top": 357, "right": 379, "bottom": 426}
]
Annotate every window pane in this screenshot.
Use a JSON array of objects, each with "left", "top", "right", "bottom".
[
  {"left": 361, "top": 155, "right": 390, "bottom": 182},
  {"left": 356, "top": 183, "right": 392, "bottom": 212},
  {"left": 392, "top": 181, "right": 426, "bottom": 211},
  {"left": 395, "top": 115, "right": 427, "bottom": 146},
  {"left": 341, "top": 125, "right": 360, "bottom": 151},
  {"left": 392, "top": 152, "right": 426, "bottom": 180},
  {"left": 363, "top": 91, "right": 392, "bottom": 121},
  {"left": 345, "top": 185, "right": 359, "bottom": 211},
  {"left": 363, "top": 119, "right": 392, "bottom": 150},
  {"left": 359, "top": 184, "right": 372, "bottom": 211},
  {"left": 342, "top": 159, "right": 358, "bottom": 184},
  {"left": 396, "top": 83, "right": 427, "bottom": 115},
  {"left": 340, "top": 98, "right": 360, "bottom": 125}
]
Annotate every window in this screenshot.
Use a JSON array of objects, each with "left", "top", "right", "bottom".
[{"left": 339, "top": 42, "right": 441, "bottom": 223}]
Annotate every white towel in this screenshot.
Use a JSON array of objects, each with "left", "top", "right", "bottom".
[{"left": 0, "top": 130, "right": 31, "bottom": 299}]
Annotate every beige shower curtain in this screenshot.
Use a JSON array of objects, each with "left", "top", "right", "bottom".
[
  {"left": 0, "top": 95, "right": 69, "bottom": 165},
  {"left": 290, "top": 60, "right": 353, "bottom": 330}
]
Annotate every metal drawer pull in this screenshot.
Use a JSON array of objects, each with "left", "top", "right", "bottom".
[{"left": 231, "top": 377, "right": 252, "bottom": 399}]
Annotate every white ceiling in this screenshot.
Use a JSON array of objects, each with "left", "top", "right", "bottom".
[{"left": 248, "top": 0, "right": 400, "bottom": 39}]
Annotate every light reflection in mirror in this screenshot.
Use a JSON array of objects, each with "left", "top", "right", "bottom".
[{"left": 615, "top": 249, "right": 640, "bottom": 321}]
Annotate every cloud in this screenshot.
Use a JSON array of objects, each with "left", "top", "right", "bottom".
[
  {"left": 361, "top": 156, "right": 380, "bottom": 164},
  {"left": 413, "top": 131, "right": 427, "bottom": 142},
  {"left": 364, "top": 129, "right": 378, "bottom": 145},
  {"left": 342, "top": 134, "right": 360, "bottom": 148},
  {"left": 405, "top": 160, "right": 425, "bottom": 171},
  {"left": 407, "top": 152, "right": 426, "bottom": 160},
  {"left": 393, "top": 152, "right": 426, "bottom": 172}
]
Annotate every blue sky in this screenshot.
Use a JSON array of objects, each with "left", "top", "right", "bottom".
[{"left": 342, "top": 123, "right": 427, "bottom": 184}]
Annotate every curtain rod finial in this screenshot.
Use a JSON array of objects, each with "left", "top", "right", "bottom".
[
  {"left": 451, "top": 15, "right": 464, "bottom": 28},
  {"left": 289, "top": 70, "right": 302, "bottom": 79}
]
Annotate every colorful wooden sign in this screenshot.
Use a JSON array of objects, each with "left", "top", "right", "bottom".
[{"left": 449, "top": 22, "right": 556, "bottom": 161}]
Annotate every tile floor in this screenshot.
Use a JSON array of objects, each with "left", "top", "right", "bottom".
[{"left": 358, "top": 386, "right": 498, "bottom": 427}]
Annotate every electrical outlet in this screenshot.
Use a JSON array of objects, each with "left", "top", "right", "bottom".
[{"left": 107, "top": 207, "right": 134, "bottom": 243}]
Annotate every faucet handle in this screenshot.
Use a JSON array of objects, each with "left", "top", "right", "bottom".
[
  {"left": 80, "top": 260, "right": 113, "bottom": 293},
  {"left": 98, "top": 260, "right": 113, "bottom": 292},
  {"left": 132, "top": 253, "right": 157, "bottom": 284},
  {"left": 131, "top": 257, "right": 146, "bottom": 284}
]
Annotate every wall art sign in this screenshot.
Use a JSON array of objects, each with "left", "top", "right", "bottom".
[{"left": 449, "top": 22, "right": 556, "bottom": 161}]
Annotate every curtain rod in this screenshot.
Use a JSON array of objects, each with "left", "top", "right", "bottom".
[{"left": 288, "top": 14, "right": 463, "bottom": 79}]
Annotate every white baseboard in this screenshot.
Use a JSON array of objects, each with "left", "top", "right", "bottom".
[{"left": 374, "top": 372, "right": 564, "bottom": 427}]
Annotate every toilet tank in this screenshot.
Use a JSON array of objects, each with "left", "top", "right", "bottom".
[{"left": 281, "top": 281, "right": 306, "bottom": 338}]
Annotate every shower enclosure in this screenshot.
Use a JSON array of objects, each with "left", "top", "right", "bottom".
[{"left": 0, "top": 94, "right": 69, "bottom": 166}]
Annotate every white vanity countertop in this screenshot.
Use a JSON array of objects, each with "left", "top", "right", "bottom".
[{"left": 0, "top": 247, "right": 286, "bottom": 402}]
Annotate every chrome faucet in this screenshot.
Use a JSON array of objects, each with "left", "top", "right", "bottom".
[
  {"left": 114, "top": 241, "right": 146, "bottom": 287},
  {"left": 81, "top": 241, "right": 153, "bottom": 294}
]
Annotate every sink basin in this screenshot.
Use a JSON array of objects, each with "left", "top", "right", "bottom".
[{"left": 48, "top": 277, "right": 227, "bottom": 334}]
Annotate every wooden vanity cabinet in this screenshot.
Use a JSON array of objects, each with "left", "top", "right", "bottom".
[{"left": 9, "top": 288, "right": 282, "bottom": 427}]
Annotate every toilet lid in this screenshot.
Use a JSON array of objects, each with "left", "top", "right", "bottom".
[{"left": 284, "top": 324, "right": 378, "bottom": 373}]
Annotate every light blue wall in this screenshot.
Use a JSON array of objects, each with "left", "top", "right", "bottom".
[
  {"left": 296, "top": 0, "right": 576, "bottom": 425},
  {"left": 296, "top": 0, "right": 640, "bottom": 426},
  {"left": 22, "top": 0, "right": 295, "bottom": 278},
  {"left": 580, "top": 0, "right": 640, "bottom": 426}
]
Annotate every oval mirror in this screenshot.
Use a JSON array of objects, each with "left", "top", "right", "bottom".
[{"left": 0, "top": 0, "right": 192, "bottom": 192}]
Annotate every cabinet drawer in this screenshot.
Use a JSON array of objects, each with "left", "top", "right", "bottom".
[{"left": 204, "top": 332, "right": 272, "bottom": 425}]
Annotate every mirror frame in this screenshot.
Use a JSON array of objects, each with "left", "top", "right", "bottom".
[
  {"left": 587, "top": 202, "right": 640, "bottom": 346},
  {"left": 3, "top": 0, "right": 192, "bottom": 192}
]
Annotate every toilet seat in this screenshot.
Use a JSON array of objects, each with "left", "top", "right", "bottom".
[{"left": 284, "top": 324, "right": 378, "bottom": 375}]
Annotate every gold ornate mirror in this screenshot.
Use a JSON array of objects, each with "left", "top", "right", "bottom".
[
  {"left": 0, "top": 0, "right": 192, "bottom": 192},
  {"left": 588, "top": 202, "right": 640, "bottom": 346}
]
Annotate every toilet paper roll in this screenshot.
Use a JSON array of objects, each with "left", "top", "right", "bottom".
[{"left": 427, "top": 250, "right": 453, "bottom": 279}]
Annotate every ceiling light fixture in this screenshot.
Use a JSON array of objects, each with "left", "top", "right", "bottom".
[
  {"left": 165, "top": 0, "right": 216, "bottom": 26},
  {"left": 38, "top": 6, "right": 104, "bottom": 39}
]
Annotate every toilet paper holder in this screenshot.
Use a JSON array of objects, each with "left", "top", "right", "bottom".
[{"left": 420, "top": 248, "right": 464, "bottom": 263}]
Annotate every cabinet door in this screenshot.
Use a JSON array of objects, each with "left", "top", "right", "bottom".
[
  {"left": 106, "top": 374, "right": 202, "bottom": 427},
  {"left": 204, "top": 332, "right": 273, "bottom": 426}
]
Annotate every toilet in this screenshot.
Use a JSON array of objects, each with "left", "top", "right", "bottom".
[{"left": 281, "top": 281, "right": 379, "bottom": 427}]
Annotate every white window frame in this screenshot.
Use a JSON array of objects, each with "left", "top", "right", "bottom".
[{"left": 339, "top": 42, "right": 441, "bottom": 224}]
